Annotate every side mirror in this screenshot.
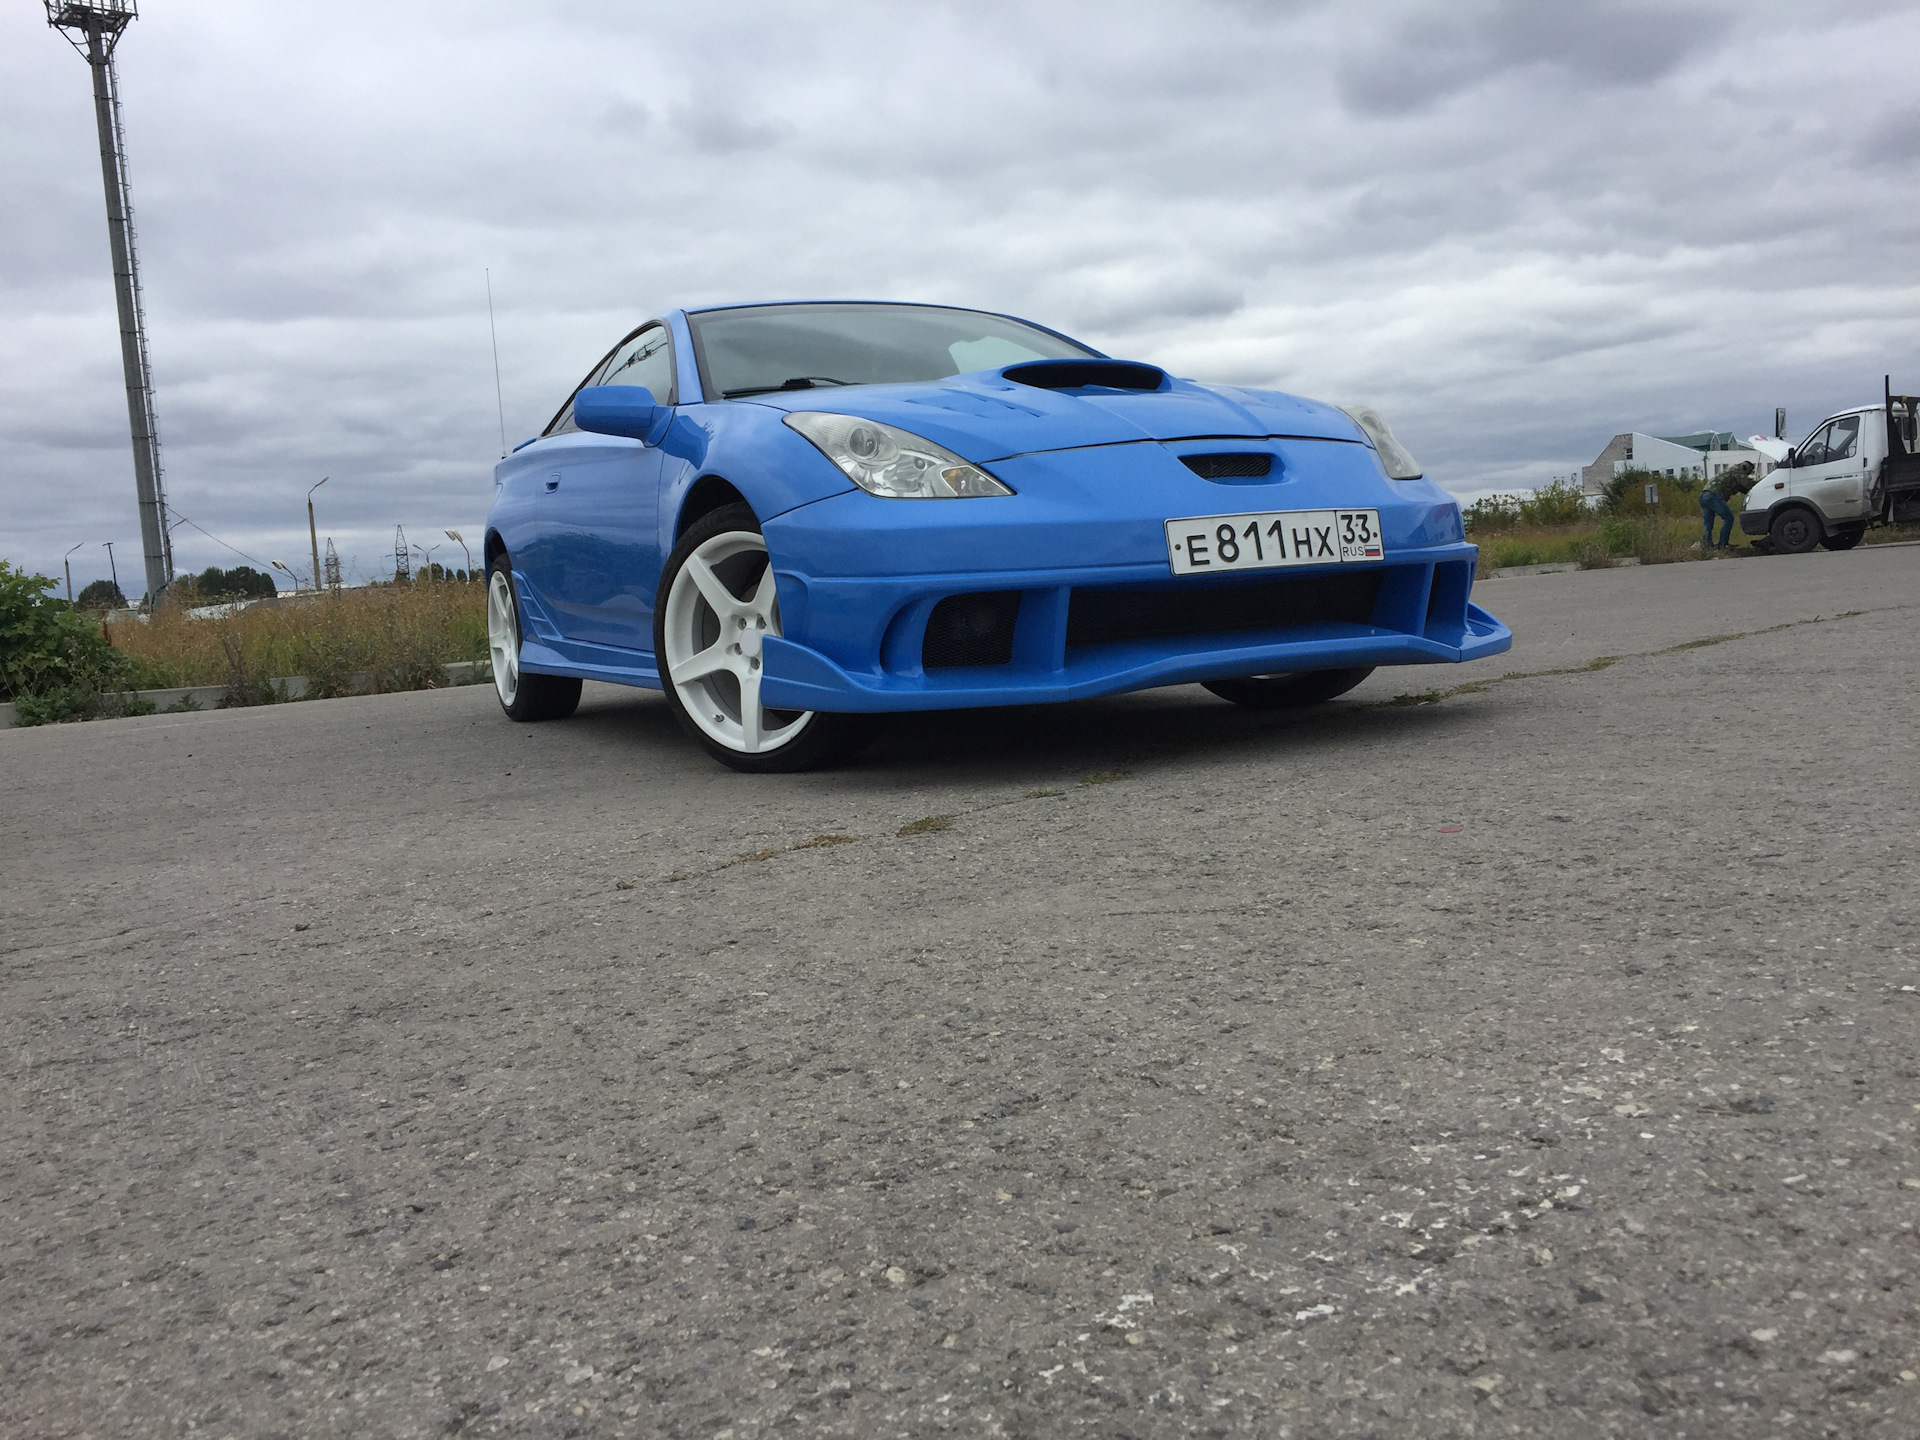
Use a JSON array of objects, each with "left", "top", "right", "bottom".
[{"left": 574, "top": 385, "right": 666, "bottom": 441}]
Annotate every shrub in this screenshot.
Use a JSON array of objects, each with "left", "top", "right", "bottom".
[
  {"left": 0, "top": 559, "right": 147, "bottom": 721},
  {"left": 1520, "top": 477, "right": 1590, "bottom": 527},
  {"left": 1463, "top": 477, "right": 1592, "bottom": 533},
  {"left": 1462, "top": 493, "right": 1523, "bottom": 533}
]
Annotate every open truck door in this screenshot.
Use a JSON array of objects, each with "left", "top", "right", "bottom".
[{"left": 1882, "top": 377, "right": 1920, "bottom": 524}]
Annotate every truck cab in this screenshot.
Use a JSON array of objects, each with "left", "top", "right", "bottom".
[{"left": 1741, "top": 380, "right": 1920, "bottom": 553}]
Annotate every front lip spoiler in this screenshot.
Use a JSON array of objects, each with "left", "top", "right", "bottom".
[{"left": 757, "top": 603, "right": 1512, "bottom": 714}]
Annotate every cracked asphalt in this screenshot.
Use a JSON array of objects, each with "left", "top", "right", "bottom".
[{"left": 3, "top": 545, "right": 1917, "bottom": 1439}]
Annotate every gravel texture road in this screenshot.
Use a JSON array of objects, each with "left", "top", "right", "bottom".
[{"left": 3, "top": 546, "right": 1917, "bottom": 1439}]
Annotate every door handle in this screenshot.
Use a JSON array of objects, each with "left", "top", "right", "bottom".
[{"left": 545, "top": 474, "right": 560, "bottom": 492}]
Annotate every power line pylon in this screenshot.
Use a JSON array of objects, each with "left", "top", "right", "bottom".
[
  {"left": 323, "top": 538, "right": 342, "bottom": 591},
  {"left": 394, "top": 526, "right": 411, "bottom": 582},
  {"left": 46, "top": 2, "right": 174, "bottom": 603}
]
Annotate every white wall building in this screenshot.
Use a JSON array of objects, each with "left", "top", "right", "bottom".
[{"left": 1581, "top": 431, "right": 1775, "bottom": 494}]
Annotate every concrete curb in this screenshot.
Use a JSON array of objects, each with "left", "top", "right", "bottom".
[
  {"left": 1, "top": 661, "right": 485, "bottom": 730},
  {"left": 1480, "top": 558, "right": 1641, "bottom": 580}
]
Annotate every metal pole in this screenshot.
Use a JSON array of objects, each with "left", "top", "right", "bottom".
[
  {"left": 103, "top": 541, "right": 119, "bottom": 598},
  {"left": 71, "top": 12, "right": 172, "bottom": 602},
  {"left": 307, "top": 477, "right": 328, "bottom": 595},
  {"left": 66, "top": 542, "right": 85, "bottom": 602}
]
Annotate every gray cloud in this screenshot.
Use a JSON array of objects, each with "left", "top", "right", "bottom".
[{"left": 2, "top": 0, "right": 1917, "bottom": 593}]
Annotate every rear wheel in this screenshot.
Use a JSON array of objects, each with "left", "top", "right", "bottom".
[
  {"left": 1203, "top": 666, "right": 1375, "bottom": 710},
  {"left": 1769, "top": 508, "right": 1822, "bottom": 555},
  {"left": 488, "top": 558, "right": 582, "bottom": 721},
  {"left": 655, "top": 504, "right": 878, "bottom": 772},
  {"left": 1821, "top": 525, "right": 1864, "bottom": 552}
]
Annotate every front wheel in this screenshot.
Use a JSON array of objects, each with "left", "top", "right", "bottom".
[
  {"left": 1203, "top": 667, "right": 1375, "bottom": 710},
  {"left": 1769, "top": 508, "right": 1822, "bottom": 555},
  {"left": 487, "top": 558, "right": 581, "bottom": 721},
  {"left": 655, "top": 504, "right": 878, "bottom": 772}
]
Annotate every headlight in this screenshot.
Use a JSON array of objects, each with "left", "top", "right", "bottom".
[
  {"left": 1338, "top": 404, "right": 1423, "bottom": 480},
  {"left": 784, "top": 413, "right": 1013, "bottom": 499}
]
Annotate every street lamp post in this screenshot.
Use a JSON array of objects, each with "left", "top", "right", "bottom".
[
  {"left": 412, "top": 543, "right": 440, "bottom": 581},
  {"left": 65, "top": 541, "right": 85, "bottom": 602},
  {"left": 445, "top": 529, "right": 473, "bottom": 580},
  {"left": 271, "top": 559, "right": 303, "bottom": 592},
  {"left": 103, "top": 541, "right": 119, "bottom": 602},
  {"left": 306, "top": 477, "right": 328, "bottom": 596}
]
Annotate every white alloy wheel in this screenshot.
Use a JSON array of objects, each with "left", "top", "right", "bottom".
[
  {"left": 488, "top": 568, "right": 520, "bottom": 707},
  {"left": 660, "top": 529, "right": 813, "bottom": 755}
]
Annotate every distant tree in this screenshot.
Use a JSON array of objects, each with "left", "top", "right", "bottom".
[
  {"left": 187, "top": 565, "right": 277, "bottom": 602},
  {"left": 76, "top": 579, "right": 127, "bottom": 611}
]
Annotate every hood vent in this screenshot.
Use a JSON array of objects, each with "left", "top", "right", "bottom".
[
  {"left": 1180, "top": 453, "right": 1273, "bottom": 480},
  {"left": 1002, "top": 359, "right": 1168, "bottom": 392}
]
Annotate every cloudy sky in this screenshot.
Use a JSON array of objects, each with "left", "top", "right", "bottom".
[{"left": 4, "top": 0, "right": 1916, "bottom": 594}]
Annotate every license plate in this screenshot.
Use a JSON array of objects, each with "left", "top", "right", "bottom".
[{"left": 1164, "top": 508, "right": 1384, "bottom": 576}]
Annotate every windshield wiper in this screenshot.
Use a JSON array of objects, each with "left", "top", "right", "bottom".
[{"left": 723, "top": 376, "right": 853, "bottom": 398}]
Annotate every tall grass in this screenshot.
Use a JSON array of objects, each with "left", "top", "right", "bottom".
[
  {"left": 107, "top": 580, "right": 488, "bottom": 695},
  {"left": 1463, "top": 471, "right": 1728, "bottom": 570}
]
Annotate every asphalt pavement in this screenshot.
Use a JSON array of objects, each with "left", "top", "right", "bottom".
[{"left": 3, "top": 545, "right": 1917, "bottom": 1439}]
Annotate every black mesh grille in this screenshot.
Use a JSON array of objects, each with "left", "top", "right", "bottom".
[
  {"left": 923, "top": 591, "right": 1021, "bottom": 669},
  {"left": 1066, "top": 571, "right": 1381, "bottom": 651},
  {"left": 1180, "top": 453, "right": 1273, "bottom": 480}
]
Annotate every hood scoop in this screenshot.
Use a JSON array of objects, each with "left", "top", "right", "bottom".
[
  {"left": 1180, "top": 452, "right": 1273, "bottom": 480},
  {"left": 1002, "top": 359, "right": 1169, "bottom": 392}
]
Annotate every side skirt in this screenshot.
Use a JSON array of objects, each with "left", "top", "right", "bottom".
[{"left": 517, "top": 636, "right": 663, "bottom": 691}]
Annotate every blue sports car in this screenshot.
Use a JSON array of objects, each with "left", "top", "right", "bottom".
[{"left": 483, "top": 301, "right": 1510, "bottom": 771}]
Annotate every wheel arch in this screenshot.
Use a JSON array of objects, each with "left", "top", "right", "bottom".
[
  {"left": 484, "top": 528, "right": 509, "bottom": 569},
  {"left": 676, "top": 475, "right": 753, "bottom": 539}
]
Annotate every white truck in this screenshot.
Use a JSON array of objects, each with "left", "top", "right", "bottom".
[{"left": 1740, "top": 378, "right": 1920, "bottom": 553}]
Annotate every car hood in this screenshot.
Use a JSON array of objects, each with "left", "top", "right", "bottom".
[{"left": 728, "top": 368, "right": 1369, "bottom": 464}]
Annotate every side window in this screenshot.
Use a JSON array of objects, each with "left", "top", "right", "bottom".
[
  {"left": 1827, "top": 414, "right": 1859, "bottom": 461},
  {"left": 543, "top": 324, "right": 675, "bottom": 437},
  {"left": 599, "top": 326, "right": 675, "bottom": 405},
  {"left": 1796, "top": 422, "right": 1831, "bottom": 468}
]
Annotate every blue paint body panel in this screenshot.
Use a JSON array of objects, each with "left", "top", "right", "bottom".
[{"left": 483, "top": 303, "right": 1510, "bottom": 708}]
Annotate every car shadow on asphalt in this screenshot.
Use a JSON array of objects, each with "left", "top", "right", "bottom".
[{"left": 564, "top": 680, "right": 1480, "bottom": 788}]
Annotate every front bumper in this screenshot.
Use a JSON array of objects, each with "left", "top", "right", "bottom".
[
  {"left": 757, "top": 567, "right": 1510, "bottom": 712},
  {"left": 1739, "top": 508, "right": 1769, "bottom": 536},
  {"left": 756, "top": 446, "right": 1509, "bottom": 713}
]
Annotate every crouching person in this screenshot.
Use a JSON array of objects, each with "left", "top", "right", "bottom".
[{"left": 1701, "top": 462, "right": 1757, "bottom": 551}]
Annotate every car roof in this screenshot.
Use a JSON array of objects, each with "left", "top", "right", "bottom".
[{"left": 683, "top": 299, "right": 1016, "bottom": 316}]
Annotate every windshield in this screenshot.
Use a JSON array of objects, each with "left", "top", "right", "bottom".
[{"left": 687, "top": 303, "right": 1098, "bottom": 399}]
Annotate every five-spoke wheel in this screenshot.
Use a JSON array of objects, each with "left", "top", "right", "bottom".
[
  {"left": 486, "top": 556, "right": 581, "bottom": 722},
  {"left": 654, "top": 504, "right": 876, "bottom": 771}
]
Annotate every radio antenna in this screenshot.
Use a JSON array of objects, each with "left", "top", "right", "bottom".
[{"left": 486, "top": 268, "right": 508, "bottom": 458}]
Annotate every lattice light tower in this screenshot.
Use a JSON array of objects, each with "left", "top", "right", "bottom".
[{"left": 47, "top": 1, "right": 174, "bottom": 602}]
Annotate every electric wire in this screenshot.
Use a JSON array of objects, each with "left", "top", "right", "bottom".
[{"left": 165, "top": 512, "right": 273, "bottom": 573}]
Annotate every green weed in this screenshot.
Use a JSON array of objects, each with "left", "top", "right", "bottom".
[{"left": 897, "top": 816, "right": 954, "bottom": 836}]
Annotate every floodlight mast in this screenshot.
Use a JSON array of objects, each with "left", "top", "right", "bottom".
[{"left": 47, "top": 1, "right": 174, "bottom": 603}]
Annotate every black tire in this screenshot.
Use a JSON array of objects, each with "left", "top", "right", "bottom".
[
  {"left": 1820, "top": 526, "right": 1864, "bottom": 552},
  {"left": 1202, "top": 666, "right": 1376, "bottom": 710},
  {"left": 487, "top": 555, "right": 582, "bottom": 722},
  {"left": 1769, "top": 507, "right": 1822, "bottom": 555},
  {"left": 654, "top": 503, "right": 879, "bottom": 773}
]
